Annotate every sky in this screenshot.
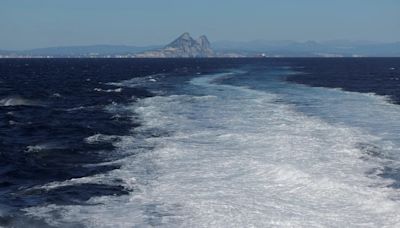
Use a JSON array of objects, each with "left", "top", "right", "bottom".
[{"left": 1, "top": 0, "right": 399, "bottom": 50}]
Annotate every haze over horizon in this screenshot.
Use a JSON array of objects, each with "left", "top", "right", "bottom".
[{"left": 1, "top": 0, "right": 399, "bottom": 50}]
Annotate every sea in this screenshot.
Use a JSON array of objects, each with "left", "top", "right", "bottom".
[{"left": 1, "top": 58, "right": 400, "bottom": 227}]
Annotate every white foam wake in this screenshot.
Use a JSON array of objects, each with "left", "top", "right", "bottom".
[{"left": 24, "top": 72, "right": 400, "bottom": 227}]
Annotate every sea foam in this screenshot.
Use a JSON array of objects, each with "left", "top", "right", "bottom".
[
  {"left": 24, "top": 71, "right": 400, "bottom": 227},
  {"left": 0, "top": 96, "right": 43, "bottom": 107}
]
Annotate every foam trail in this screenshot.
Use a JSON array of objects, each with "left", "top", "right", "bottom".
[{"left": 24, "top": 71, "right": 400, "bottom": 227}]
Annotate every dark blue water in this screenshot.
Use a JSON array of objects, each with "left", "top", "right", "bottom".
[
  {"left": 285, "top": 58, "right": 400, "bottom": 104},
  {"left": 1, "top": 58, "right": 400, "bottom": 227}
]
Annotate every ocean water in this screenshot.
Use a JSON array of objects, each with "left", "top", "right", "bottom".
[{"left": 1, "top": 58, "right": 400, "bottom": 227}]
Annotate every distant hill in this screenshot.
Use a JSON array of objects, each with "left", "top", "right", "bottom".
[
  {"left": 136, "top": 33, "right": 215, "bottom": 58},
  {"left": 1, "top": 36, "right": 400, "bottom": 58},
  {"left": 212, "top": 40, "right": 400, "bottom": 57},
  {"left": 0, "top": 45, "right": 161, "bottom": 57}
]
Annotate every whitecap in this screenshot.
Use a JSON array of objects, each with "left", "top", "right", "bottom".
[
  {"left": 51, "top": 93, "right": 62, "bottom": 98},
  {"left": 85, "top": 134, "right": 121, "bottom": 144},
  {"left": 65, "top": 106, "right": 86, "bottom": 111},
  {"left": 94, "top": 88, "right": 122, "bottom": 93},
  {"left": 26, "top": 173, "right": 134, "bottom": 192},
  {"left": 25, "top": 142, "right": 65, "bottom": 153},
  {"left": 0, "top": 96, "right": 43, "bottom": 107},
  {"left": 107, "top": 73, "right": 165, "bottom": 88}
]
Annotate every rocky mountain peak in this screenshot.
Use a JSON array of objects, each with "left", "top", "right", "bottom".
[
  {"left": 166, "top": 32, "right": 198, "bottom": 49},
  {"left": 197, "top": 35, "right": 211, "bottom": 49},
  {"left": 136, "top": 33, "right": 215, "bottom": 58},
  {"left": 179, "top": 32, "right": 192, "bottom": 40}
]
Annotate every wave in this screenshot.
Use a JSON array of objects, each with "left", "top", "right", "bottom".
[
  {"left": 0, "top": 96, "right": 43, "bottom": 107},
  {"left": 107, "top": 73, "right": 165, "bottom": 88},
  {"left": 315, "top": 86, "right": 396, "bottom": 104},
  {"left": 25, "top": 173, "right": 135, "bottom": 192},
  {"left": 25, "top": 142, "right": 65, "bottom": 153},
  {"left": 65, "top": 105, "right": 103, "bottom": 112},
  {"left": 94, "top": 88, "right": 122, "bottom": 93},
  {"left": 51, "top": 93, "right": 62, "bottom": 98},
  {"left": 85, "top": 134, "right": 121, "bottom": 144}
]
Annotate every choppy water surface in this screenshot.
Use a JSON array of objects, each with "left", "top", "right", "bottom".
[{"left": 1, "top": 58, "right": 400, "bottom": 227}]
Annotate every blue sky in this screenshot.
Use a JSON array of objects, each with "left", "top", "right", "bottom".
[{"left": 1, "top": 0, "right": 399, "bottom": 49}]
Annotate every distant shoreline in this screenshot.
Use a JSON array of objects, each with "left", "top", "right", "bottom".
[{"left": 0, "top": 56, "right": 400, "bottom": 59}]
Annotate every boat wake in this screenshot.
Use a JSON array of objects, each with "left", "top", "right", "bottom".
[{"left": 22, "top": 69, "right": 400, "bottom": 227}]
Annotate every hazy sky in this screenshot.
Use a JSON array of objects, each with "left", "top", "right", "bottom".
[{"left": 1, "top": 0, "right": 399, "bottom": 50}]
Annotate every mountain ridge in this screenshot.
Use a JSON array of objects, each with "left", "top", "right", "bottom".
[
  {"left": 1, "top": 34, "right": 400, "bottom": 58},
  {"left": 135, "top": 32, "right": 215, "bottom": 58}
]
